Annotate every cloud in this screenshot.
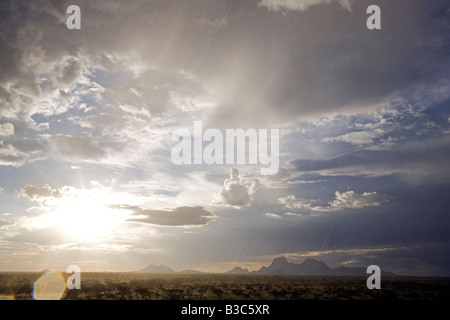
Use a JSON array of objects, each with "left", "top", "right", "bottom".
[
  {"left": 0, "top": 139, "right": 47, "bottom": 167},
  {"left": 266, "top": 213, "right": 282, "bottom": 219},
  {"left": 35, "top": 122, "right": 50, "bottom": 132},
  {"left": 281, "top": 242, "right": 450, "bottom": 276},
  {"left": 0, "top": 218, "right": 10, "bottom": 227},
  {"left": 17, "top": 184, "right": 73, "bottom": 202},
  {"left": 207, "top": 0, "right": 449, "bottom": 127},
  {"left": 49, "top": 134, "right": 108, "bottom": 161},
  {"left": 278, "top": 190, "right": 388, "bottom": 212},
  {"left": 327, "top": 191, "right": 388, "bottom": 210},
  {"left": 122, "top": 205, "right": 214, "bottom": 227},
  {"left": 0, "top": 123, "right": 14, "bottom": 136},
  {"left": 316, "top": 98, "right": 441, "bottom": 151},
  {"left": 322, "top": 129, "right": 386, "bottom": 146},
  {"left": 0, "top": 142, "right": 20, "bottom": 165},
  {"left": 57, "top": 57, "right": 83, "bottom": 86},
  {"left": 0, "top": 0, "right": 449, "bottom": 275},
  {"left": 285, "top": 212, "right": 303, "bottom": 217},
  {"left": 216, "top": 169, "right": 255, "bottom": 207},
  {"left": 8, "top": 227, "right": 67, "bottom": 246},
  {"left": 288, "top": 133, "right": 450, "bottom": 182},
  {"left": 0, "top": 0, "right": 447, "bottom": 174},
  {"left": 3, "top": 0, "right": 445, "bottom": 132},
  {"left": 278, "top": 195, "right": 313, "bottom": 210},
  {"left": 259, "top": 0, "right": 353, "bottom": 12}
]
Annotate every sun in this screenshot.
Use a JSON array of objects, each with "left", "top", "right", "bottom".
[
  {"left": 39, "top": 189, "right": 127, "bottom": 243},
  {"left": 54, "top": 196, "right": 120, "bottom": 242}
]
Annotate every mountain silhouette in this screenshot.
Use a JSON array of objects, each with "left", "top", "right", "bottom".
[
  {"left": 254, "top": 257, "right": 330, "bottom": 275},
  {"left": 138, "top": 257, "right": 396, "bottom": 276},
  {"left": 138, "top": 264, "right": 206, "bottom": 274},
  {"left": 225, "top": 266, "right": 250, "bottom": 274},
  {"left": 227, "top": 257, "right": 396, "bottom": 276},
  {"left": 138, "top": 264, "right": 174, "bottom": 273},
  {"left": 178, "top": 269, "right": 206, "bottom": 274}
]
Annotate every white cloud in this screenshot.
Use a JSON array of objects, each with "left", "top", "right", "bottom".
[
  {"left": 266, "top": 213, "right": 282, "bottom": 219},
  {"left": 35, "top": 122, "right": 50, "bottom": 132},
  {"left": 322, "top": 129, "right": 386, "bottom": 146},
  {"left": 169, "top": 90, "right": 213, "bottom": 112},
  {"left": 49, "top": 134, "right": 108, "bottom": 161},
  {"left": 0, "top": 139, "right": 47, "bottom": 167},
  {"left": 278, "top": 195, "right": 313, "bottom": 210},
  {"left": 0, "top": 123, "right": 14, "bottom": 136},
  {"left": 0, "top": 142, "right": 20, "bottom": 164},
  {"left": 258, "top": 0, "right": 353, "bottom": 12},
  {"left": 278, "top": 190, "right": 388, "bottom": 212},
  {"left": 365, "top": 136, "right": 400, "bottom": 151},
  {"left": 327, "top": 191, "right": 389, "bottom": 210},
  {"left": 118, "top": 104, "right": 151, "bottom": 120},
  {"left": 216, "top": 169, "right": 255, "bottom": 207},
  {"left": 17, "top": 184, "right": 72, "bottom": 202},
  {"left": 285, "top": 212, "right": 303, "bottom": 217},
  {"left": 0, "top": 218, "right": 11, "bottom": 227}
]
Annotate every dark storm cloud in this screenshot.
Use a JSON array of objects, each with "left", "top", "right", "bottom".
[
  {"left": 121, "top": 205, "right": 214, "bottom": 226},
  {"left": 0, "top": 0, "right": 448, "bottom": 168},
  {"left": 1, "top": 0, "right": 447, "bottom": 126},
  {"left": 205, "top": 0, "right": 450, "bottom": 125},
  {"left": 287, "top": 134, "right": 450, "bottom": 182},
  {"left": 189, "top": 184, "right": 450, "bottom": 274}
]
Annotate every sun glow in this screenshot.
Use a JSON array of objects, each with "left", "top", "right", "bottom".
[
  {"left": 30, "top": 188, "right": 129, "bottom": 243},
  {"left": 54, "top": 197, "right": 121, "bottom": 242}
]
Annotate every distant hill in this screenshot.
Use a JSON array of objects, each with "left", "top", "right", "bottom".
[
  {"left": 138, "top": 265, "right": 206, "bottom": 274},
  {"left": 138, "top": 264, "right": 174, "bottom": 273},
  {"left": 139, "top": 257, "right": 396, "bottom": 276},
  {"left": 225, "top": 267, "right": 250, "bottom": 275},
  {"left": 255, "top": 257, "right": 331, "bottom": 275},
  {"left": 226, "top": 257, "right": 396, "bottom": 276}
]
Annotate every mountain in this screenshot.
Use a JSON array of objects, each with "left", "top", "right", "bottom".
[
  {"left": 178, "top": 269, "right": 207, "bottom": 274},
  {"left": 138, "top": 265, "right": 207, "bottom": 274},
  {"left": 255, "top": 257, "right": 330, "bottom": 275},
  {"left": 138, "top": 264, "right": 174, "bottom": 273},
  {"left": 225, "top": 267, "right": 250, "bottom": 274},
  {"left": 139, "top": 257, "right": 396, "bottom": 276},
  {"left": 226, "top": 257, "right": 396, "bottom": 276}
]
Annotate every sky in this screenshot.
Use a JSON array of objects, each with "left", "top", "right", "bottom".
[{"left": 0, "top": 0, "right": 449, "bottom": 276}]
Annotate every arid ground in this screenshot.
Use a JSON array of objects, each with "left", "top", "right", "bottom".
[{"left": 1, "top": 272, "right": 449, "bottom": 300}]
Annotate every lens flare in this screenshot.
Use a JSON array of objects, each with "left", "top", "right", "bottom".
[{"left": 32, "top": 271, "right": 66, "bottom": 300}]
